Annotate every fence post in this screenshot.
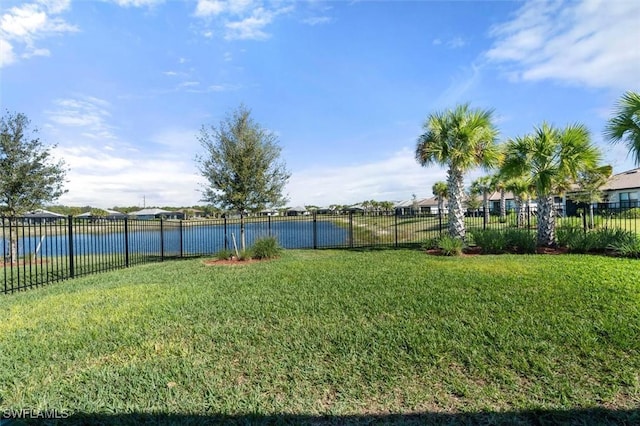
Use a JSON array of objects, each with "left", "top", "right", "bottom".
[
  {"left": 583, "top": 205, "right": 588, "bottom": 234},
  {"left": 527, "top": 205, "right": 531, "bottom": 231},
  {"left": 313, "top": 211, "right": 317, "bottom": 249},
  {"left": 224, "top": 216, "right": 228, "bottom": 250},
  {"left": 483, "top": 206, "right": 487, "bottom": 230},
  {"left": 124, "top": 218, "right": 129, "bottom": 267},
  {"left": 160, "top": 218, "right": 164, "bottom": 262},
  {"left": 394, "top": 209, "right": 399, "bottom": 248},
  {"left": 349, "top": 211, "right": 354, "bottom": 248},
  {"left": 67, "top": 215, "right": 74, "bottom": 279},
  {"left": 268, "top": 215, "right": 272, "bottom": 237},
  {"left": 179, "top": 220, "right": 184, "bottom": 257}
]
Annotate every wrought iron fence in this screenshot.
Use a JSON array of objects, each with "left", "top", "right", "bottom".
[{"left": 2, "top": 204, "right": 638, "bottom": 294}]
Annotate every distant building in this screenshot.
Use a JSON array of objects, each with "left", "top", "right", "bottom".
[
  {"left": 23, "top": 209, "right": 65, "bottom": 224},
  {"left": 128, "top": 208, "right": 183, "bottom": 220}
]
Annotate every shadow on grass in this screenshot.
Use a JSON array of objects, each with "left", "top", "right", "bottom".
[{"left": 9, "top": 408, "right": 640, "bottom": 425}]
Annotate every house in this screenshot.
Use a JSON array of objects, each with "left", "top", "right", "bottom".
[
  {"left": 600, "top": 167, "right": 640, "bottom": 208},
  {"left": 394, "top": 198, "right": 445, "bottom": 216},
  {"left": 177, "top": 208, "right": 205, "bottom": 220},
  {"left": 76, "top": 209, "right": 127, "bottom": 220},
  {"left": 128, "top": 208, "right": 183, "bottom": 220},
  {"left": 258, "top": 208, "right": 279, "bottom": 217},
  {"left": 286, "top": 206, "right": 309, "bottom": 216},
  {"left": 23, "top": 209, "right": 65, "bottom": 224}
]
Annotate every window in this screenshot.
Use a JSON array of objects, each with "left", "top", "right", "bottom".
[{"left": 619, "top": 192, "right": 639, "bottom": 208}]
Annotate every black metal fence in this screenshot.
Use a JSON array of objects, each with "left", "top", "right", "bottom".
[{"left": 2, "top": 204, "right": 639, "bottom": 294}]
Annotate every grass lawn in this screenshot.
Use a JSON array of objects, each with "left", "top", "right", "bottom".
[{"left": 1, "top": 250, "right": 639, "bottom": 425}]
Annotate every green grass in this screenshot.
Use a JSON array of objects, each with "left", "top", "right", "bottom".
[{"left": 1, "top": 250, "right": 639, "bottom": 424}]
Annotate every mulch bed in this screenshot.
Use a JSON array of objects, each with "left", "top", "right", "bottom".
[{"left": 202, "top": 257, "right": 270, "bottom": 266}]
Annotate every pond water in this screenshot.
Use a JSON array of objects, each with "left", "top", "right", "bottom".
[{"left": 1, "top": 220, "right": 349, "bottom": 258}]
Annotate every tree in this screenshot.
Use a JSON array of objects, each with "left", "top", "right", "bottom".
[
  {"left": 416, "top": 103, "right": 500, "bottom": 239},
  {"left": 195, "top": 105, "right": 290, "bottom": 250},
  {"left": 502, "top": 123, "right": 601, "bottom": 246},
  {"left": 490, "top": 173, "right": 507, "bottom": 221},
  {"left": 470, "top": 175, "right": 494, "bottom": 226},
  {"left": 432, "top": 181, "right": 448, "bottom": 223},
  {"left": 567, "top": 165, "right": 612, "bottom": 229},
  {"left": 1, "top": 111, "right": 67, "bottom": 264},
  {"left": 604, "top": 91, "right": 640, "bottom": 166},
  {"left": 503, "top": 176, "right": 533, "bottom": 228}
]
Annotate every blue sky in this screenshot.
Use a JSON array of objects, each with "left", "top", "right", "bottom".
[{"left": 2, "top": 0, "right": 639, "bottom": 208}]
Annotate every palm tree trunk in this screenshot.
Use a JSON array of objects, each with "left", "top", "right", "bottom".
[
  {"left": 537, "top": 194, "right": 556, "bottom": 246},
  {"left": 437, "top": 198, "right": 444, "bottom": 224},
  {"left": 447, "top": 167, "right": 466, "bottom": 239},
  {"left": 500, "top": 189, "right": 506, "bottom": 221},
  {"left": 483, "top": 192, "right": 490, "bottom": 226},
  {"left": 589, "top": 204, "right": 595, "bottom": 229},
  {"left": 515, "top": 196, "right": 524, "bottom": 228}
]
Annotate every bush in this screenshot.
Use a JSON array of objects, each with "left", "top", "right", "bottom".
[
  {"left": 470, "top": 229, "right": 506, "bottom": 254},
  {"left": 438, "top": 235, "right": 464, "bottom": 256},
  {"left": 557, "top": 227, "right": 637, "bottom": 253},
  {"left": 421, "top": 237, "right": 440, "bottom": 250},
  {"left": 616, "top": 208, "right": 640, "bottom": 219},
  {"left": 214, "top": 248, "right": 234, "bottom": 260},
  {"left": 503, "top": 229, "right": 537, "bottom": 254},
  {"left": 250, "top": 236, "right": 282, "bottom": 259},
  {"left": 610, "top": 237, "right": 640, "bottom": 258}
]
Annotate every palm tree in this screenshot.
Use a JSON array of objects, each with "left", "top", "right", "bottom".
[
  {"left": 432, "top": 181, "right": 448, "bottom": 223},
  {"left": 503, "top": 176, "right": 533, "bottom": 228},
  {"left": 490, "top": 173, "right": 507, "bottom": 221},
  {"left": 604, "top": 91, "right": 640, "bottom": 166},
  {"left": 416, "top": 104, "right": 500, "bottom": 239},
  {"left": 568, "top": 165, "right": 613, "bottom": 228},
  {"left": 502, "top": 123, "right": 601, "bottom": 246},
  {"left": 470, "top": 176, "right": 495, "bottom": 226}
]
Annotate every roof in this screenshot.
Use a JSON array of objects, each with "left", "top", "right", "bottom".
[
  {"left": 24, "top": 209, "right": 65, "bottom": 218},
  {"left": 600, "top": 168, "right": 640, "bottom": 191},
  {"left": 77, "top": 209, "right": 126, "bottom": 217},
  {"left": 287, "top": 206, "right": 307, "bottom": 212},
  {"left": 129, "top": 208, "right": 173, "bottom": 216}
]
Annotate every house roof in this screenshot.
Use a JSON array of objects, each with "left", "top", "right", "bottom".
[
  {"left": 129, "top": 208, "right": 173, "bottom": 216},
  {"left": 600, "top": 168, "right": 640, "bottom": 191},
  {"left": 77, "top": 209, "right": 125, "bottom": 217},
  {"left": 287, "top": 206, "right": 307, "bottom": 212},
  {"left": 24, "top": 209, "right": 65, "bottom": 218}
]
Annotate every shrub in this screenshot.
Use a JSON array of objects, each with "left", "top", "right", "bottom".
[
  {"left": 470, "top": 229, "right": 506, "bottom": 254},
  {"left": 503, "top": 229, "right": 537, "bottom": 254},
  {"left": 214, "top": 248, "right": 234, "bottom": 260},
  {"left": 421, "top": 237, "right": 440, "bottom": 250},
  {"left": 610, "top": 237, "right": 640, "bottom": 258},
  {"left": 438, "top": 235, "right": 464, "bottom": 256},
  {"left": 250, "top": 236, "right": 282, "bottom": 260},
  {"left": 557, "top": 227, "right": 637, "bottom": 253},
  {"left": 617, "top": 208, "right": 640, "bottom": 219}
]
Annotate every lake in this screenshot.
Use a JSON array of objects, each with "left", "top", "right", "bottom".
[{"left": 2, "top": 220, "right": 350, "bottom": 258}]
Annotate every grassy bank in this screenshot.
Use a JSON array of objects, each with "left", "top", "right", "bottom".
[{"left": 1, "top": 250, "right": 639, "bottom": 424}]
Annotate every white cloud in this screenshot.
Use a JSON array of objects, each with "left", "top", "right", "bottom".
[
  {"left": 194, "top": 0, "right": 293, "bottom": 41},
  {"left": 0, "top": 1, "right": 77, "bottom": 67},
  {"left": 302, "top": 16, "right": 332, "bottom": 26},
  {"left": 46, "top": 96, "right": 115, "bottom": 140},
  {"left": 486, "top": 0, "right": 640, "bottom": 90},
  {"left": 110, "top": 0, "right": 164, "bottom": 7},
  {"left": 286, "top": 148, "right": 449, "bottom": 206},
  {"left": 224, "top": 7, "right": 273, "bottom": 40},
  {"left": 0, "top": 38, "right": 16, "bottom": 66},
  {"left": 447, "top": 36, "right": 466, "bottom": 49},
  {"left": 195, "top": 0, "right": 227, "bottom": 17}
]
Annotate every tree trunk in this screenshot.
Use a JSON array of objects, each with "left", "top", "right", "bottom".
[
  {"left": 500, "top": 189, "right": 506, "bottom": 221},
  {"left": 447, "top": 167, "right": 466, "bottom": 239},
  {"left": 515, "top": 196, "right": 525, "bottom": 228},
  {"left": 240, "top": 214, "right": 246, "bottom": 252},
  {"left": 483, "top": 192, "right": 490, "bottom": 226},
  {"left": 437, "top": 198, "right": 444, "bottom": 224},
  {"left": 589, "top": 204, "right": 595, "bottom": 229},
  {"left": 537, "top": 194, "right": 556, "bottom": 247}
]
